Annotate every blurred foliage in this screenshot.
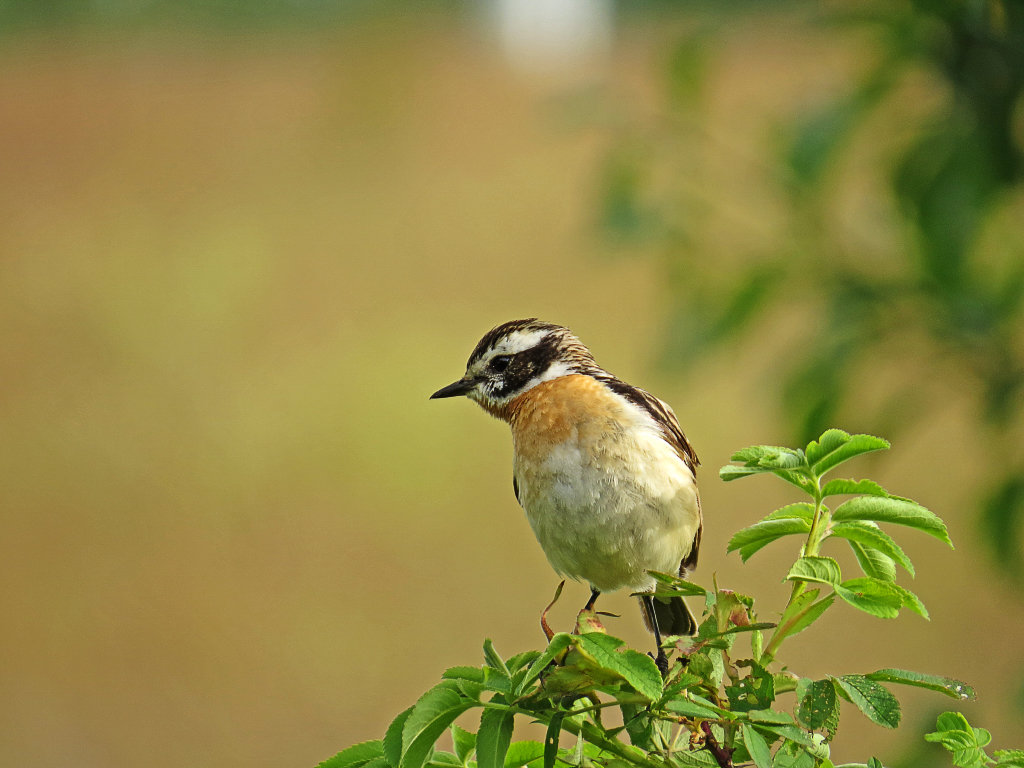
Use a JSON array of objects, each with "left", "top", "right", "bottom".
[{"left": 599, "top": 0, "right": 1024, "bottom": 581}]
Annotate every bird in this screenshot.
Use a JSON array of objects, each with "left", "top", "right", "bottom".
[{"left": 430, "top": 318, "right": 702, "bottom": 674}]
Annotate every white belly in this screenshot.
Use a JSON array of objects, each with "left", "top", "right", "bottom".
[{"left": 514, "top": 423, "right": 700, "bottom": 593}]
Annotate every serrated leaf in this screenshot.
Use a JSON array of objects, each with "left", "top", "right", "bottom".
[
  {"left": 889, "top": 583, "right": 929, "bottom": 619},
  {"left": 728, "top": 518, "right": 813, "bottom": 561},
  {"left": 575, "top": 633, "right": 663, "bottom": 701},
  {"left": 516, "top": 633, "right": 573, "bottom": 696},
  {"left": 428, "top": 752, "right": 463, "bottom": 768},
  {"left": 849, "top": 540, "right": 897, "bottom": 582},
  {"left": 503, "top": 742, "right": 545, "bottom": 768},
  {"left": 320, "top": 740, "right": 386, "bottom": 768},
  {"left": 834, "top": 577, "right": 904, "bottom": 618},
  {"left": 994, "top": 750, "right": 1024, "bottom": 767},
  {"left": 834, "top": 675, "right": 901, "bottom": 729},
  {"left": 829, "top": 521, "right": 915, "bottom": 576},
  {"left": 442, "top": 667, "right": 486, "bottom": 684},
  {"left": 741, "top": 723, "right": 773, "bottom": 768},
  {"left": 866, "top": 669, "right": 975, "bottom": 700},
  {"left": 765, "top": 503, "right": 816, "bottom": 521},
  {"left": 726, "top": 663, "right": 775, "bottom": 712},
  {"left": 401, "top": 683, "right": 477, "bottom": 768},
  {"left": 506, "top": 651, "right": 542, "bottom": 673},
  {"left": 832, "top": 496, "right": 952, "bottom": 547},
  {"left": 779, "top": 591, "right": 835, "bottom": 638},
  {"left": 665, "top": 697, "right": 730, "bottom": 719},
  {"left": 820, "top": 478, "right": 891, "bottom": 498},
  {"left": 647, "top": 570, "right": 709, "bottom": 596},
  {"left": 806, "top": 429, "right": 852, "bottom": 465},
  {"left": 787, "top": 556, "right": 841, "bottom": 586},
  {"left": 798, "top": 680, "right": 839, "bottom": 740},
  {"left": 384, "top": 708, "right": 414, "bottom": 768},
  {"left": 483, "top": 640, "right": 510, "bottom": 676},
  {"left": 809, "top": 433, "right": 890, "bottom": 476},
  {"left": 476, "top": 708, "right": 514, "bottom": 768},
  {"left": 450, "top": 725, "right": 476, "bottom": 765}
]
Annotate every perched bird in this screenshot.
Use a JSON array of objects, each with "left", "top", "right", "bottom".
[{"left": 431, "top": 319, "right": 702, "bottom": 673}]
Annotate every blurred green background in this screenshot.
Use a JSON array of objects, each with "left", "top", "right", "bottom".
[{"left": 1, "top": 2, "right": 1022, "bottom": 767}]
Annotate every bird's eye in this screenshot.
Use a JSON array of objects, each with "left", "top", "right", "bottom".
[{"left": 490, "top": 355, "right": 512, "bottom": 373}]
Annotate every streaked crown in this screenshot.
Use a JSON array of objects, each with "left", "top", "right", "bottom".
[{"left": 430, "top": 318, "right": 601, "bottom": 409}]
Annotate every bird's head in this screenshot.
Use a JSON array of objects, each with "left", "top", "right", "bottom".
[{"left": 430, "top": 318, "right": 598, "bottom": 414}]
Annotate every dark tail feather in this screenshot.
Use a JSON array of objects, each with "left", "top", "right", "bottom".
[{"left": 640, "top": 595, "right": 697, "bottom": 637}]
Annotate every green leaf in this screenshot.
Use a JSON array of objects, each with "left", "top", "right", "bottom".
[
  {"left": 543, "top": 711, "right": 565, "bottom": 768},
  {"left": 865, "top": 669, "right": 975, "bottom": 700},
  {"left": 442, "top": 667, "right": 486, "bottom": 684},
  {"left": 401, "top": 683, "right": 477, "bottom": 768},
  {"left": 833, "top": 675, "right": 901, "bottom": 729},
  {"left": 780, "top": 591, "right": 835, "bottom": 638},
  {"left": 428, "top": 752, "right": 463, "bottom": 768},
  {"left": 994, "top": 750, "right": 1024, "bottom": 767},
  {"left": 450, "top": 725, "right": 476, "bottom": 765},
  {"left": 320, "top": 740, "right": 385, "bottom": 768},
  {"left": 925, "top": 711, "right": 992, "bottom": 767},
  {"left": 765, "top": 503, "right": 816, "bottom": 521},
  {"left": 820, "top": 478, "right": 891, "bottom": 498},
  {"left": 741, "top": 723, "right": 773, "bottom": 768},
  {"left": 834, "top": 578, "right": 904, "bottom": 618},
  {"left": 832, "top": 496, "right": 952, "bottom": 547},
  {"left": 797, "top": 680, "right": 839, "bottom": 740},
  {"left": 575, "top": 633, "right": 663, "bottom": 701},
  {"left": 890, "top": 583, "right": 929, "bottom": 619},
  {"left": 808, "top": 433, "right": 890, "bottom": 476},
  {"left": 476, "top": 708, "right": 514, "bottom": 768},
  {"left": 829, "top": 522, "right": 914, "bottom": 576},
  {"left": 726, "top": 663, "right": 775, "bottom": 712},
  {"left": 483, "top": 640, "right": 511, "bottom": 676},
  {"left": 787, "top": 556, "right": 841, "bottom": 586},
  {"left": 516, "top": 633, "right": 573, "bottom": 695},
  {"left": 849, "top": 540, "right": 897, "bottom": 582},
  {"left": 665, "top": 697, "right": 731, "bottom": 719},
  {"left": 728, "top": 517, "right": 813, "bottom": 561},
  {"left": 384, "top": 708, "right": 414, "bottom": 768},
  {"left": 805, "top": 429, "right": 852, "bottom": 465},
  {"left": 506, "top": 651, "right": 543, "bottom": 674},
  {"left": 647, "top": 570, "right": 709, "bottom": 597},
  {"left": 503, "top": 742, "right": 545, "bottom": 768}
]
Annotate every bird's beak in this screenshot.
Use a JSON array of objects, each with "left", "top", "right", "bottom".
[{"left": 430, "top": 377, "right": 475, "bottom": 399}]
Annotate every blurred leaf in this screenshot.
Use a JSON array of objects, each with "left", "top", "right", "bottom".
[
  {"left": 981, "top": 472, "right": 1024, "bottom": 581},
  {"left": 834, "top": 675, "right": 901, "bottom": 729},
  {"left": 832, "top": 496, "right": 952, "bottom": 546}
]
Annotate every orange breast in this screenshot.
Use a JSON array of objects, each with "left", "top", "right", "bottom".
[{"left": 502, "top": 375, "right": 626, "bottom": 463}]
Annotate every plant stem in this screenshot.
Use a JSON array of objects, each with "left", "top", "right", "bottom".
[{"left": 759, "top": 475, "right": 828, "bottom": 665}]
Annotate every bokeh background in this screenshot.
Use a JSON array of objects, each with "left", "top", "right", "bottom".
[{"left": 2, "top": 2, "right": 1022, "bottom": 767}]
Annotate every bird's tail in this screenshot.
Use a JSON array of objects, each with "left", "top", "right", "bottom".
[{"left": 640, "top": 595, "right": 697, "bottom": 637}]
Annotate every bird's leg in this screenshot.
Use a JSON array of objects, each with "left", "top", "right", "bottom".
[
  {"left": 575, "top": 588, "right": 605, "bottom": 633},
  {"left": 641, "top": 594, "right": 670, "bottom": 678},
  {"left": 540, "top": 581, "right": 565, "bottom": 641}
]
